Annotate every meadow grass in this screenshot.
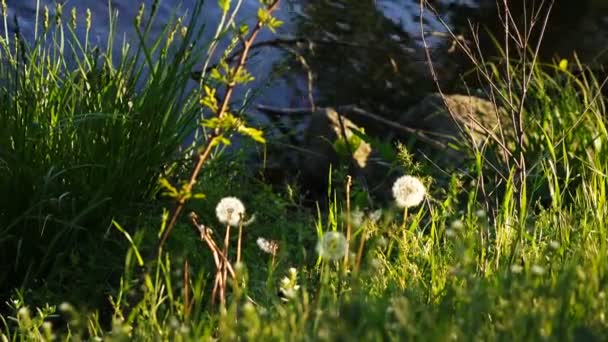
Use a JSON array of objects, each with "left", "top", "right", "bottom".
[{"left": 2, "top": 1, "right": 608, "bottom": 341}]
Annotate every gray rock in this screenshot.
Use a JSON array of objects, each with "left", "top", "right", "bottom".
[
  {"left": 398, "top": 93, "right": 513, "bottom": 168},
  {"left": 300, "top": 107, "right": 373, "bottom": 194}
]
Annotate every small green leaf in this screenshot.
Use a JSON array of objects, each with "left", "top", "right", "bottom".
[
  {"left": 210, "top": 135, "right": 231, "bottom": 148},
  {"left": 238, "top": 125, "right": 266, "bottom": 143},
  {"left": 159, "top": 177, "right": 179, "bottom": 198},
  {"left": 257, "top": 8, "right": 270, "bottom": 24},
  {"left": 218, "top": 0, "right": 231, "bottom": 13},
  {"left": 267, "top": 18, "right": 283, "bottom": 33},
  {"left": 201, "top": 117, "right": 221, "bottom": 129}
]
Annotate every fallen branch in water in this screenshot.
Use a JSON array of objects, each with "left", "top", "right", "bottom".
[{"left": 256, "top": 104, "right": 449, "bottom": 150}]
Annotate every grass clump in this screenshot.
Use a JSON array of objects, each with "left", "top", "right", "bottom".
[{"left": 0, "top": 1, "right": 205, "bottom": 297}]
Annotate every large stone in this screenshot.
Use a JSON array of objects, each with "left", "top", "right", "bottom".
[
  {"left": 400, "top": 93, "right": 510, "bottom": 145},
  {"left": 299, "top": 107, "right": 373, "bottom": 194},
  {"left": 398, "top": 93, "right": 513, "bottom": 169}
]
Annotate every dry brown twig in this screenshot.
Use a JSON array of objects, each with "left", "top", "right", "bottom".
[{"left": 188, "top": 211, "right": 237, "bottom": 308}]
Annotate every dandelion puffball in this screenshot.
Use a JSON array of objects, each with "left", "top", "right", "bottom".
[
  {"left": 392, "top": 175, "right": 426, "bottom": 208},
  {"left": 256, "top": 237, "right": 279, "bottom": 255},
  {"left": 316, "top": 231, "right": 348, "bottom": 261},
  {"left": 215, "top": 197, "right": 245, "bottom": 227}
]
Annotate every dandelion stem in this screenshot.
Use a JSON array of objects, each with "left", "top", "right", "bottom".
[
  {"left": 222, "top": 224, "right": 231, "bottom": 305},
  {"left": 402, "top": 207, "right": 409, "bottom": 242},
  {"left": 236, "top": 217, "right": 244, "bottom": 263},
  {"left": 183, "top": 259, "right": 190, "bottom": 317},
  {"left": 355, "top": 231, "right": 366, "bottom": 273},
  {"left": 344, "top": 175, "right": 352, "bottom": 267}
]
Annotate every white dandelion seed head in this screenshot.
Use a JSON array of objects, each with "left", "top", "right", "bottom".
[
  {"left": 215, "top": 197, "right": 245, "bottom": 227},
  {"left": 256, "top": 237, "right": 279, "bottom": 255},
  {"left": 392, "top": 175, "right": 426, "bottom": 208},
  {"left": 316, "top": 231, "right": 348, "bottom": 261}
]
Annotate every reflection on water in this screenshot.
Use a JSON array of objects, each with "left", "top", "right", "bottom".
[
  {"left": 287, "top": 0, "right": 608, "bottom": 126},
  {"left": 4, "top": 0, "right": 608, "bottom": 119},
  {"left": 3, "top": 0, "right": 298, "bottom": 110}
]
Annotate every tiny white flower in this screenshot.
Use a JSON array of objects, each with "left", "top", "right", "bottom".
[
  {"left": 350, "top": 209, "right": 364, "bottom": 227},
  {"left": 59, "top": 302, "right": 74, "bottom": 313},
  {"left": 279, "top": 267, "right": 300, "bottom": 301},
  {"left": 369, "top": 258, "right": 382, "bottom": 270},
  {"left": 392, "top": 175, "right": 426, "bottom": 208},
  {"left": 369, "top": 209, "right": 382, "bottom": 223},
  {"left": 316, "top": 231, "right": 348, "bottom": 261},
  {"left": 531, "top": 265, "right": 546, "bottom": 275},
  {"left": 475, "top": 209, "right": 487, "bottom": 219},
  {"left": 549, "top": 240, "right": 560, "bottom": 250},
  {"left": 17, "top": 307, "right": 30, "bottom": 319},
  {"left": 510, "top": 264, "right": 524, "bottom": 274},
  {"left": 215, "top": 197, "right": 245, "bottom": 227},
  {"left": 377, "top": 236, "right": 388, "bottom": 249},
  {"left": 450, "top": 219, "right": 464, "bottom": 230}
]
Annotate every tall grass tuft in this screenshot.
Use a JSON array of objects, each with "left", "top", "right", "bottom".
[{"left": 0, "top": 1, "right": 206, "bottom": 295}]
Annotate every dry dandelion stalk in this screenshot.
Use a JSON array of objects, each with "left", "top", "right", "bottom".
[{"left": 189, "top": 212, "right": 236, "bottom": 308}]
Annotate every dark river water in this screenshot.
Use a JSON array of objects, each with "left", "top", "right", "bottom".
[{"left": 4, "top": 0, "right": 608, "bottom": 116}]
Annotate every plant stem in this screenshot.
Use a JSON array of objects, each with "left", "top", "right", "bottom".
[
  {"left": 222, "top": 224, "right": 231, "bottom": 306},
  {"left": 344, "top": 175, "right": 352, "bottom": 267},
  {"left": 236, "top": 219, "right": 244, "bottom": 263}
]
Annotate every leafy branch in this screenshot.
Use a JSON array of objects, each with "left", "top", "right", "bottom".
[{"left": 156, "top": 0, "right": 281, "bottom": 254}]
